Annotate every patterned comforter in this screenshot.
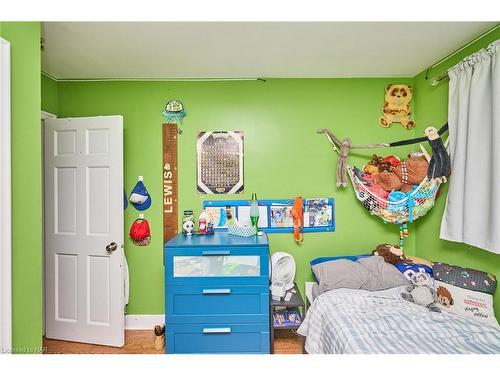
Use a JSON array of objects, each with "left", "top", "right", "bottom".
[{"left": 297, "top": 286, "right": 500, "bottom": 354}]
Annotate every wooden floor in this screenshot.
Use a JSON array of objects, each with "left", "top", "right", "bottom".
[{"left": 43, "top": 330, "right": 304, "bottom": 354}]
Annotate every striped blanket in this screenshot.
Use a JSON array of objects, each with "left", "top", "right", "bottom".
[{"left": 297, "top": 286, "right": 500, "bottom": 354}]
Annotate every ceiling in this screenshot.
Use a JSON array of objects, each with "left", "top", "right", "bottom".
[{"left": 41, "top": 22, "right": 497, "bottom": 80}]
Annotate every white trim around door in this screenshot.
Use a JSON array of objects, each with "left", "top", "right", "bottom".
[
  {"left": 41, "top": 110, "right": 56, "bottom": 338},
  {"left": 0, "top": 37, "right": 12, "bottom": 354}
]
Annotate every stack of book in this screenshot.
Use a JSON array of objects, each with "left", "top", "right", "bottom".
[{"left": 272, "top": 308, "right": 302, "bottom": 328}]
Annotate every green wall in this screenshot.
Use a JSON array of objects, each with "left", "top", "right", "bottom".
[
  {"left": 41, "top": 73, "right": 58, "bottom": 115},
  {"left": 0, "top": 22, "right": 43, "bottom": 352},
  {"left": 413, "top": 26, "right": 500, "bottom": 319},
  {"left": 55, "top": 78, "right": 416, "bottom": 314}
]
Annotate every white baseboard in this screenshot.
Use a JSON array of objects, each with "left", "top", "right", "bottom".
[{"left": 125, "top": 314, "right": 165, "bottom": 330}]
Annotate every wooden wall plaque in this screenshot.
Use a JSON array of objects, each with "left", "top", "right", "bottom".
[{"left": 162, "top": 124, "right": 179, "bottom": 245}]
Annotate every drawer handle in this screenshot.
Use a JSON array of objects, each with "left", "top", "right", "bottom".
[
  {"left": 203, "top": 327, "right": 231, "bottom": 334},
  {"left": 202, "top": 288, "right": 231, "bottom": 295},
  {"left": 202, "top": 250, "right": 230, "bottom": 256}
]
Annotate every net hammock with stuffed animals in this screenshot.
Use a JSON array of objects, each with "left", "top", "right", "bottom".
[
  {"left": 348, "top": 167, "right": 440, "bottom": 224},
  {"left": 318, "top": 124, "right": 450, "bottom": 246}
]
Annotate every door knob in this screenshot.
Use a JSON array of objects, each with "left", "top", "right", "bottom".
[{"left": 106, "top": 242, "right": 118, "bottom": 253}]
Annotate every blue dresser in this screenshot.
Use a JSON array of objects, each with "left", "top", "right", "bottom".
[{"left": 164, "top": 232, "right": 270, "bottom": 354}]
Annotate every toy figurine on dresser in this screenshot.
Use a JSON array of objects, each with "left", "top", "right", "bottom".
[
  {"left": 198, "top": 210, "right": 208, "bottom": 235},
  {"left": 198, "top": 209, "right": 214, "bottom": 235},
  {"left": 182, "top": 210, "right": 195, "bottom": 236}
]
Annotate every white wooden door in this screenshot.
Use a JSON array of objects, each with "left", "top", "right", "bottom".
[{"left": 44, "top": 116, "right": 124, "bottom": 347}]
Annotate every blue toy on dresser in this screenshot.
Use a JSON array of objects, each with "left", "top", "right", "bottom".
[{"left": 164, "top": 232, "right": 270, "bottom": 354}]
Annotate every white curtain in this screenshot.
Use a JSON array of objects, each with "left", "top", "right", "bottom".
[{"left": 440, "top": 39, "right": 500, "bottom": 254}]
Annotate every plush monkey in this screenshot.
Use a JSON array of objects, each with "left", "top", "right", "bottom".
[
  {"left": 318, "top": 129, "right": 351, "bottom": 188},
  {"left": 401, "top": 272, "right": 441, "bottom": 313},
  {"left": 336, "top": 137, "right": 351, "bottom": 188},
  {"left": 425, "top": 127, "right": 450, "bottom": 183},
  {"left": 317, "top": 129, "right": 390, "bottom": 188},
  {"left": 372, "top": 243, "right": 405, "bottom": 265}
]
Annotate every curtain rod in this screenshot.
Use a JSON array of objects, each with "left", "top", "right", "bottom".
[
  {"left": 41, "top": 72, "right": 266, "bottom": 82},
  {"left": 425, "top": 23, "right": 499, "bottom": 85}
]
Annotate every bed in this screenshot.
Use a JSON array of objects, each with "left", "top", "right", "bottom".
[{"left": 298, "top": 283, "right": 500, "bottom": 354}]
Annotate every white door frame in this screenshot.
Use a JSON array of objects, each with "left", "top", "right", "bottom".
[
  {"left": 0, "top": 37, "right": 12, "bottom": 353},
  {"left": 41, "top": 110, "right": 56, "bottom": 337}
]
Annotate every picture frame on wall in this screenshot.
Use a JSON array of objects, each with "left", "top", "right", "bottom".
[{"left": 196, "top": 131, "right": 244, "bottom": 194}]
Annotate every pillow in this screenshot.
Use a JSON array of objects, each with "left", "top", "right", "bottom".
[
  {"left": 395, "top": 262, "right": 433, "bottom": 281},
  {"left": 312, "top": 255, "right": 409, "bottom": 295},
  {"left": 310, "top": 254, "right": 370, "bottom": 267},
  {"left": 435, "top": 280, "right": 498, "bottom": 327},
  {"left": 406, "top": 256, "right": 433, "bottom": 268},
  {"left": 433, "top": 262, "right": 497, "bottom": 295}
]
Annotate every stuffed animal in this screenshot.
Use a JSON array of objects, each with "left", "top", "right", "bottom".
[
  {"left": 380, "top": 84, "right": 416, "bottom": 130},
  {"left": 363, "top": 174, "right": 389, "bottom": 200},
  {"left": 425, "top": 126, "right": 450, "bottom": 183},
  {"left": 353, "top": 167, "right": 370, "bottom": 184},
  {"left": 383, "top": 155, "right": 401, "bottom": 168},
  {"left": 394, "top": 154, "right": 429, "bottom": 192},
  {"left": 363, "top": 163, "right": 379, "bottom": 175},
  {"left": 336, "top": 137, "right": 351, "bottom": 188},
  {"left": 317, "top": 129, "right": 352, "bottom": 188},
  {"left": 363, "top": 154, "right": 394, "bottom": 175},
  {"left": 372, "top": 243, "right": 405, "bottom": 265},
  {"left": 375, "top": 170, "right": 402, "bottom": 192},
  {"left": 401, "top": 272, "right": 441, "bottom": 313}
]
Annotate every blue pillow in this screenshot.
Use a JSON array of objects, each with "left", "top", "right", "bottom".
[
  {"left": 395, "top": 263, "right": 433, "bottom": 281},
  {"left": 310, "top": 254, "right": 370, "bottom": 267}
]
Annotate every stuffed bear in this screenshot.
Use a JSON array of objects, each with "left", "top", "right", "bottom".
[
  {"left": 401, "top": 272, "right": 441, "bottom": 313},
  {"left": 393, "top": 154, "right": 429, "bottom": 192},
  {"left": 363, "top": 154, "right": 394, "bottom": 175},
  {"left": 372, "top": 243, "right": 405, "bottom": 265},
  {"left": 380, "top": 84, "right": 416, "bottom": 130},
  {"left": 375, "top": 170, "right": 402, "bottom": 192}
]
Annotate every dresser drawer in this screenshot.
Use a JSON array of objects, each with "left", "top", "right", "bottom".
[
  {"left": 165, "top": 246, "right": 269, "bottom": 286},
  {"left": 166, "top": 284, "right": 269, "bottom": 324},
  {"left": 166, "top": 323, "right": 270, "bottom": 354}
]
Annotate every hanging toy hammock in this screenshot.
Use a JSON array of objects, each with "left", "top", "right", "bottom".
[
  {"left": 318, "top": 124, "right": 450, "bottom": 247},
  {"left": 349, "top": 167, "right": 439, "bottom": 224}
]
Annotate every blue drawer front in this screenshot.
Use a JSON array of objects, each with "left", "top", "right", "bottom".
[
  {"left": 165, "top": 246, "right": 269, "bottom": 286},
  {"left": 166, "top": 285, "right": 269, "bottom": 324},
  {"left": 166, "top": 323, "right": 270, "bottom": 354},
  {"left": 166, "top": 246, "right": 269, "bottom": 256}
]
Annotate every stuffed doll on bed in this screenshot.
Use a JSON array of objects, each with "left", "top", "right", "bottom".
[{"left": 401, "top": 272, "right": 441, "bottom": 313}]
